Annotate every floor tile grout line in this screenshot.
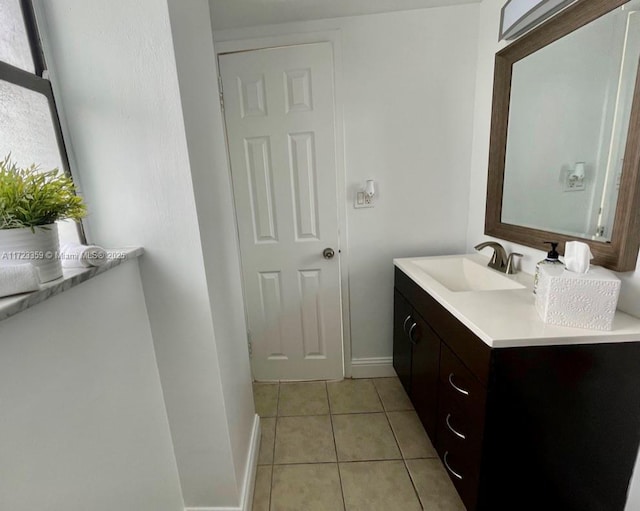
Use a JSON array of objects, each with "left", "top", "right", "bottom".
[
  {"left": 273, "top": 456, "right": 406, "bottom": 466},
  {"left": 327, "top": 382, "right": 348, "bottom": 511},
  {"left": 332, "top": 410, "right": 386, "bottom": 416},
  {"left": 268, "top": 383, "right": 280, "bottom": 511},
  {"left": 369, "top": 377, "right": 384, "bottom": 411},
  {"left": 336, "top": 462, "right": 348, "bottom": 511},
  {"left": 389, "top": 412, "right": 426, "bottom": 510},
  {"left": 405, "top": 459, "right": 426, "bottom": 511},
  {"left": 337, "top": 455, "right": 404, "bottom": 463},
  {"left": 328, "top": 409, "right": 387, "bottom": 416},
  {"left": 327, "top": 379, "right": 334, "bottom": 415},
  {"left": 270, "top": 461, "right": 339, "bottom": 466},
  {"left": 382, "top": 410, "right": 405, "bottom": 461},
  {"left": 269, "top": 459, "right": 405, "bottom": 466},
  {"left": 263, "top": 454, "right": 437, "bottom": 467},
  {"left": 372, "top": 379, "right": 390, "bottom": 413},
  {"left": 379, "top": 385, "right": 426, "bottom": 511},
  {"left": 337, "top": 459, "right": 409, "bottom": 465},
  {"left": 269, "top": 410, "right": 402, "bottom": 418},
  {"left": 276, "top": 411, "right": 332, "bottom": 418}
]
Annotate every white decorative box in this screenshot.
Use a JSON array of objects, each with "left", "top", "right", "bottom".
[{"left": 535, "top": 265, "right": 621, "bottom": 331}]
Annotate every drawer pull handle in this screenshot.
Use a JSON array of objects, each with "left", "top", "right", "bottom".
[
  {"left": 403, "top": 314, "right": 413, "bottom": 333},
  {"left": 446, "top": 413, "right": 466, "bottom": 440},
  {"left": 448, "top": 373, "right": 470, "bottom": 396},
  {"left": 408, "top": 323, "right": 418, "bottom": 345},
  {"left": 444, "top": 451, "right": 463, "bottom": 480}
]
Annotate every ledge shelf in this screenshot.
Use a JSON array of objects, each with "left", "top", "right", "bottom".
[{"left": 0, "top": 247, "right": 144, "bottom": 323}]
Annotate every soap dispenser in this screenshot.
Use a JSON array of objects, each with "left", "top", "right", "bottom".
[{"left": 533, "top": 242, "right": 564, "bottom": 294}]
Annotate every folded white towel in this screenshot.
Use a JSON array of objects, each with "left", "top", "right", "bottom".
[
  {"left": 0, "top": 264, "right": 40, "bottom": 297},
  {"left": 60, "top": 243, "right": 108, "bottom": 268}
]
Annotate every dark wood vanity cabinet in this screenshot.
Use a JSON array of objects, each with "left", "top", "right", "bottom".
[
  {"left": 393, "top": 267, "right": 640, "bottom": 511},
  {"left": 393, "top": 289, "right": 440, "bottom": 439},
  {"left": 392, "top": 290, "right": 413, "bottom": 394}
]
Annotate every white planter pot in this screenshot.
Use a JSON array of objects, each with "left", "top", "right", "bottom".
[{"left": 0, "top": 224, "right": 62, "bottom": 282}]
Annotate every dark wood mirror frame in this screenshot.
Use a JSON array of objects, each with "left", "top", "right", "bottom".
[{"left": 486, "top": 0, "right": 640, "bottom": 271}]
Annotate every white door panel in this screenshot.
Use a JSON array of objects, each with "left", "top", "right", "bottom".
[{"left": 219, "top": 43, "right": 343, "bottom": 381}]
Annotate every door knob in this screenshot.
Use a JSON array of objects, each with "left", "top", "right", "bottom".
[{"left": 323, "top": 248, "right": 335, "bottom": 259}]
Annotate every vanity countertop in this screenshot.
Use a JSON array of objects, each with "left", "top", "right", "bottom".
[{"left": 394, "top": 253, "right": 640, "bottom": 348}]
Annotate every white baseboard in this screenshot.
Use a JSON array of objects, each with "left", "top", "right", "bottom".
[
  {"left": 185, "top": 413, "right": 261, "bottom": 511},
  {"left": 240, "top": 414, "right": 260, "bottom": 511},
  {"left": 185, "top": 507, "right": 238, "bottom": 511},
  {"left": 350, "top": 357, "right": 397, "bottom": 378}
]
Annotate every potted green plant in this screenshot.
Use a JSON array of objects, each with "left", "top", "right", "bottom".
[{"left": 0, "top": 154, "right": 87, "bottom": 282}]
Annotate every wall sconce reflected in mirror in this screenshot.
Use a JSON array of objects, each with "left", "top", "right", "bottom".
[
  {"left": 500, "top": 0, "right": 575, "bottom": 40},
  {"left": 354, "top": 179, "right": 376, "bottom": 208},
  {"left": 565, "top": 162, "right": 586, "bottom": 192},
  {"left": 569, "top": 162, "right": 585, "bottom": 182},
  {"left": 365, "top": 180, "right": 375, "bottom": 201}
]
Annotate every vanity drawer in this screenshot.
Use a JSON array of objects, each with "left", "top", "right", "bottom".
[
  {"left": 437, "top": 429, "right": 480, "bottom": 511},
  {"left": 437, "top": 399, "right": 484, "bottom": 459},
  {"left": 439, "top": 343, "right": 487, "bottom": 425},
  {"left": 437, "top": 344, "right": 487, "bottom": 510}
]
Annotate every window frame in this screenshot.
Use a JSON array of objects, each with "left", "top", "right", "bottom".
[{"left": 0, "top": 0, "right": 86, "bottom": 243}]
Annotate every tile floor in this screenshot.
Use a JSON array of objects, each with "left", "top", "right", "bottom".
[{"left": 252, "top": 377, "right": 466, "bottom": 511}]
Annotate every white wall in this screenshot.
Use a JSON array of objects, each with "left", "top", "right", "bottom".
[
  {"left": 166, "top": 0, "right": 256, "bottom": 490},
  {"left": 0, "top": 261, "right": 184, "bottom": 511},
  {"left": 37, "top": 0, "right": 255, "bottom": 507},
  {"left": 213, "top": 4, "right": 480, "bottom": 362},
  {"left": 465, "top": 0, "right": 640, "bottom": 507},
  {"left": 209, "top": 0, "right": 480, "bottom": 30}
]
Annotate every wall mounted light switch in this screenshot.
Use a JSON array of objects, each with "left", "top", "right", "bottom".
[{"left": 354, "top": 191, "right": 374, "bottom": 208}]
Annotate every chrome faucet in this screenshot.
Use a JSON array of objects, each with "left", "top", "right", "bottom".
[{"left": 474, "top": 241, "right": 523, "bottom": 274}]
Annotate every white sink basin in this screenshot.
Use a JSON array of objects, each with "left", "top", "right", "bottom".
[{"left": 412, "top": 257, "right": 526, "bottom": 292}]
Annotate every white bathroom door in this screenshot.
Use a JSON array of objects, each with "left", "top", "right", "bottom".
[{"left": 219, "top": 43, "right": 344, "bottom": 381}]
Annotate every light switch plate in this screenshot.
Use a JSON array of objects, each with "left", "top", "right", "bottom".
[{"left": 354, "top": 191, "right": 374, "bottom": 208}]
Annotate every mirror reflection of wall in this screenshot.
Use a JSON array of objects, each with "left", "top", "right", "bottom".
[{"left": 501, "top": 1, "right": 640, "bottom": 241}]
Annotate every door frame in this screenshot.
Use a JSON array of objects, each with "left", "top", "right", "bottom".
[{"left": 215, "top": 31, "right": 353, "bottom": 379}]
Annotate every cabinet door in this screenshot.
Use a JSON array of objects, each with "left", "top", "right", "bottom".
[
  {"left": 410, "top": 313, "right": 441, "bottom": 441},
  {"left": 393, "top": 290, "right": 413, "bottom": 394}
]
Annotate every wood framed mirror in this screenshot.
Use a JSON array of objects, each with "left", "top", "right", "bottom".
[{"left": 486, "top": 0, "right": 640, "bottom": 271}]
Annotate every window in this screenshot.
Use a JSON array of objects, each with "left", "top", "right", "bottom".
[{"left": 0, "top": 0, "right": 84, "bottom": 243}]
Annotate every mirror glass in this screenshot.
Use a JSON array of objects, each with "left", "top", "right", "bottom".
[{"left": 501, "top": 1, "right": 640, "bottom": 241}]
